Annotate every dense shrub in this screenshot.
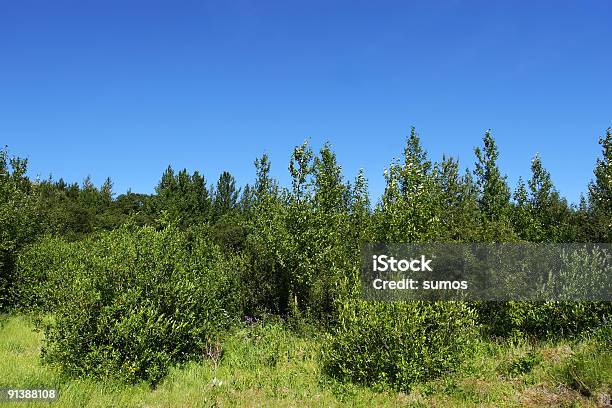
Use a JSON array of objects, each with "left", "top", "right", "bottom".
[
  {"left": 33, "top": 225, "right": 241, "bottom": 384},
  {"left": 13, "top": 236, "right": 76, "bottom": 311},
  {"left": 480, "top": 301, "right": 611, "bottom": 339},
  {"left": 478, "top": 246, "right": 611, "bottom": 338},
  {"left": 0, "top": 149, "right": 39, "bottom": 311},
  {"left": 323, "top": 300, "right": 478, "bottom": 392}
]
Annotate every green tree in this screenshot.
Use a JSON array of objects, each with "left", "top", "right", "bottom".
[
  {"left": 154, "top": 166, "right": 211, "bottom": 227},
  {"left": 254, "top": 153, "right": 276, "bottom": 202},
  {"left": 313, "top": 143, "right": 348, "bottom": 213},
  {"left": 243, "top": 153, "right": 289, "bottom": 315},
  {"left": 588, "top": 128, "right": 612, "bottom": 242},
  {"left": 527, "top": 154, "right": 554, "bottom": 241},
  {"left": 375, "top": 127, "right": 441, "bottom": 242},
  {"left": 436, "top": 156, "right": 479, "bottom": 241},
  {"left": 473, "top": 130, "right": 515, "bottom": 241},
  {"left": 211, "top": 171, "right": 239, "bottom": 221},
  {"left": 112, "top": 190, "right": 154, "bottom": 226},
  {"left": 349, "top": 168, "right": 371, "bottom": 243},
  {"left": 510, "top": 154, "right": 575, "bottom": 242},
  {"left": 239, "top": 184, "right": 255, "bottom": 214},
  {"left": 308, "top": 143, "right": 353, "bottom": 319},
  {"left": 288, "top": 141, "right": 314, "bottom": 203},
  {"left": 512, "top": 177, "right": 532, "bottom": 240}
]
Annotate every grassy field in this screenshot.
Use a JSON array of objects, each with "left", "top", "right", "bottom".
[{"left": 0, "top": 315, "right": 609, "bottom": 407}]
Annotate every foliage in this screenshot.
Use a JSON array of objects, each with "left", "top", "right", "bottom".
[
  {"left": 154, "top": 166, "right": 211, "bottom": 228},
  {"left": 39, "top": 226, "right": 240, "bottom": 384},
  {"left": 323, "top": 300, "right": 478, "bottom": 392},
  {"left": 2, "top": 125, "right": 612, "bottom": 389},
  {"left": 553, "top": 325, "right": 612, "bottom": 397},
  {"left": 241, "top": 145, "right": 363, "bottom": 322},
  {"left": 211, "top": 171, "right": 240, "bottom": 222},
  {"left": 512, "top": 155, "right": 576, "bottom": 242},
  {"left": 374, "top": 128, "right": 443, "bottom": 243},
  {"left": 588, "top": 128, "right": 612, "bottom": 242},
  {"left": 13, "top": 235, "right": 74, "bottom": 311},
  {"left": 3, "top": 315, "right": 609, "bottom": 407},
  {"left": 479, "top": 245, "right": 611, "bottom": 339},
  {"left": 483, "top": 301, "right": 611, "bottom": 339},
  {"left": 472, "top": 130, "right": 518, "bottom": 241},
  {"left": 0, "top": 148, "right": 38, "bottom": 311}
]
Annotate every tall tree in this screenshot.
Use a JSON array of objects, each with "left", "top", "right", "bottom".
[
  {"left": 288, "top": 141, "right": 314, "bottom": 204},
  {"left": 313, "top": 143, "right": 348, "bottom": 214},
  {"left": 212, "top": 171, "right": 240, "bottom": 221},
  {"left": 512, "top": 177, "right": 532, "bottom": 240},
  {"left": 376, "top": 128, "right": 441, "bottom": 242},
  {"left": 239, "top": 184, "right": 255, "bottom": 214},
  {"left": 474, "top": 130, "right": 511, "bottom": 221},
  {"left": 254, "top": 153, "right": 276, "bottom": 203},
  {"left": 154, "top": 165, "right": 211, "bottom": 227},
  {"left": 399, "top": 127, "right": 431, "bottom": 196},
  {"left": 588, "top": 128, "right": 612, "bottom": 242},
  {"left": 436, "top": 156, "right": 479, "bottom": 241},
  {"left": 527, "top": 154, "right": 559, "bottom": 241},
  {"left": 473, "top": 130, "right": 515, "bottom": 241},
  {"left": 349, "top": 168, "right": 370, "bottom": 238}
]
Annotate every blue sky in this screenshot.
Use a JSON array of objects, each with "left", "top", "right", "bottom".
[{"left": 1, "top": 0, "right": 610, "bottom": 204}]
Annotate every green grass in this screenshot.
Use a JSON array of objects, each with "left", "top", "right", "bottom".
[
  {"left": 0, "top": 315, "right": 609, "bottom": 407},
  {"left": 550, "top": 328, "right": 611, "bottom": 401}
]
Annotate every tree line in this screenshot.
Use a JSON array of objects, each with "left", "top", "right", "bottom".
[{"left": 1, "top": 128, "right": 611, "bottom": 314}]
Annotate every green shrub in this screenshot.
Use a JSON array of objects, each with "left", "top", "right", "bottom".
[
  {"left": 13, "top": 236, "right": 76, "bottom": 311},
  {"left": 37, "top": 225, "right": 240, "bottom": 385},
  {"left": 479, "top": 301, "right": 611, "bottom": 339},
  {"left": 479, "top": 245, "right": 611, "bottom": 339},
  {"left": 323, "top": 300, "right": 478, "bottom": 392}
]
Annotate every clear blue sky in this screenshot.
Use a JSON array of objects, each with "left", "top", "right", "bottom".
[{"left": 1, "top": 0, "right": 611, "bottom": 204}]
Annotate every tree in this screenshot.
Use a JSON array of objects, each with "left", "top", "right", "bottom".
[
  {"left": 349, "top": 169, "right": 371, "bottom": 242},
  {"left": 211, "top": 171, "right": 239, "bottom": 221},
  {"left": 254, "top": 153, "right": 276, "bottom": 203},
  {"left": 113, "top": 191, "right": 154, "bottom": 226},
  {"left": 436, "top": 156, "right": 479, "bottom": 241},
  {"left": 474, "top": 130, "right": 511, "bottom": 221},
  {"left": 512, "top": 177, "right": 532, "bottom": 240},
  {"left": 399, "top": 127, "right": 431, "bottom": 196},
  {"left": 288, "top": 141, "right": 314, "bottom": 203},
  {"left": 473, "top": 130, "right": 515, "bottom": 241},
  {"left": 210, "top": 171, "right": 245, "bottom": 252},
  {"left": 313, "top": 143, "right": 348, "bottom": 214},
  {"left": 588, "top": 128, "right": 612, "bottom": 242},
  {"left": 238, "top": 184, "right": 255, "bottom": 214},
  {"left": 526, "top": 154, "right": 570, "bottom": 242},
  {"left": 375, "top": 128, "right": 441, "bottom": 242},
  {"left": 243, "top": 153, "right": 289, "bottom": 315},
  {"left": 154, "top": 165, "right": 211, "bottom": 227}
]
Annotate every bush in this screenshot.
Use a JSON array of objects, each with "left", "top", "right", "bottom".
[
  {"left": 36, "top": 225, "right": 241, "bottom": 385},
  {"left": 323, "top": 300, "right": 478, "bottom": 392},
  {"left": 479, "top": 301, "right": 611, "bottom": 339},
  {"left": 479, "top": 245, "right": 611, "bottom": 339},
  {"left": 13, "top": 236, "right": 76, "bottom": 311}
]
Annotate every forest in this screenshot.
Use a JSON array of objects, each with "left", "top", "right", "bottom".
[{"left": 0, "top": 127, "right": 610, "bottom": 407}]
